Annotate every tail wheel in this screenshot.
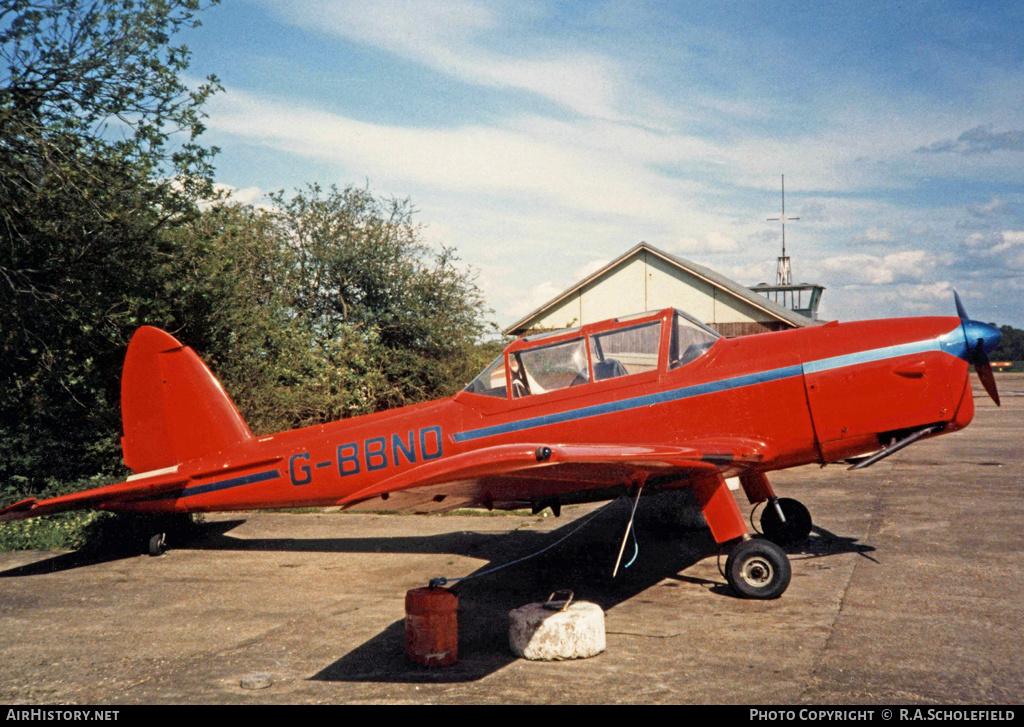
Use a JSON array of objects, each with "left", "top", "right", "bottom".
[
  {"left": 148, "top": 533, "right": 167, "bottom": 557},
  {"left": 725, "top": 538, "right": 791, "bottom": 599},
  {"left": 760, "top": 497, "right": 812, "bottom": 546}
]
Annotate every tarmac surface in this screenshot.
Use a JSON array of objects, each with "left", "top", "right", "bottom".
[{"left": 1, "top": 375, "right": 1022, "bottom": 705}]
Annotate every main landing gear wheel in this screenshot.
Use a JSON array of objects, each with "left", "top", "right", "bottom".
[
  {"left": 760, "top": 497, "right": 812, "bottom": 546},
  {"left": 725, "top": 538, "right": 791, "bottom": 599}
]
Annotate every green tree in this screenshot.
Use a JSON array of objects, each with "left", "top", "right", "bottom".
[
  {"left": 273, "top": 185, "right": 496, "bottom": 411},
  {"left": 157, "top": 201, "right": 389, "bottom": 434},
  {"left": 992, "top": 324, "right": 1024, "bottom": 363},
  {"left": 0, "top": 0, "right": 220, "bottom": 501},
  {"left": 161, "top": 188, "right": 500, "bottom": 435}
]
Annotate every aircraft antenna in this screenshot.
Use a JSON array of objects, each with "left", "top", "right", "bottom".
[{"left": 767, "top": 174, "right": 799, "bottom": 285}]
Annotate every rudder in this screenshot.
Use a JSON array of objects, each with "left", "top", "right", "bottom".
[{"left": 121, "top": 327, "right": 253, "bottom": 473}]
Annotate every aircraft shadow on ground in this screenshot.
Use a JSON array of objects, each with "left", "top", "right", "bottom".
[
  {"left": 301, "top": 502, "right": 878, "bottom": 685},
  {"left": 790, "top": 524, "right": 879, "bottom": 563},
  {"left": 0, "top": 548, "right": 135, "bottom": 577},
  {"left": 1, "top": 499, "right": 876, "bottom": 684},
  {"left": 0, "top": 519, "right": 248, "bottom": 577}
]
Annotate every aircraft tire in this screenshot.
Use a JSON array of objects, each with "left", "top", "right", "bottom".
[
  {"left": 760, "top": 497, "right": 812, "bottom": 546},
  {"left": 148, "top": 533, "right": 167, "bottom": 557},
  {"left": 725, "top": 538, "right": 791, "bottom": 599}
]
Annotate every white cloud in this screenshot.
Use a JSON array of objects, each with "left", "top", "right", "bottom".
[
  {"left": 959, "top": 230, "right": 1024, "bottom": 273},
  {"left": 207, "top": 76, "right": 1023, "bottom": 323},
  {"left": 822, "top": 280, "right": 958, "bottom": 323},
  {"left": 968, "top": 197, "right": 1012, "bottom": 218},
  {"left": 206, "top": 86, "right": 723, "bottom": 237},
  {"left": 281, "top": 0, "right": 495, "bottom": 51},
  {"left": 820, "top": 250, "right": 936, "bottom": 286},
  {"left": 917, "top": 125, "right": 1024, "bottom": 155},
  {"left": 270, "top": 0, "right": 635, "bottom": 121}
]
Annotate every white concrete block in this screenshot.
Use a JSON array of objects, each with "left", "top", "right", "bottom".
[{"left": 508, "top": 601, "right": 606, "bottom": 660}]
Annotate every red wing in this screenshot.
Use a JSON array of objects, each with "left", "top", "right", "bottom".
[{"left": 337, "top": 438, "right": 768, "bottom": 513}]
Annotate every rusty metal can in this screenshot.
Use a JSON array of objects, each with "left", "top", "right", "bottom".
[{"left": 404, "top": 587, "right": 458, "bottom": 667}]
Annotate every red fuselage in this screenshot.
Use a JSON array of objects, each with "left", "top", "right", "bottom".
[{"left": 116, "top": 309, "right": 975, "bottom": 516}]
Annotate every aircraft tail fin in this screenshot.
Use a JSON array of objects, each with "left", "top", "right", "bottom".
[{"left": 121, "top": 327, "right": 253, "bottom": 473}]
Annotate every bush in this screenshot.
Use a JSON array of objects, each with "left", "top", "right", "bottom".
[{"left": 0, "top": 510, "right": 104, "bottom": 552}]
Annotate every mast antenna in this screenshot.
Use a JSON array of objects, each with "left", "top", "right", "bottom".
[{"left": 767, "top": 174, "right": 799, "bottom": 285}]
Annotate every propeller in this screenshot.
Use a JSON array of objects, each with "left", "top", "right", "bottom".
[{"left": 954, "top": 291, "right": 1002, "bottom": 406}]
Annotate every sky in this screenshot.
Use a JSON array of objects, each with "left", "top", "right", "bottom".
[{"left": 178, "top": 0, "right": 1024, "bottom": 329}]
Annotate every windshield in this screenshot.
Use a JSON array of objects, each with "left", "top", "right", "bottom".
[
  {"left": 670, "top": 310, "right": 719, "bottom": 368},
  {"left": 463, "top": 355, "right": 508, "bottom": 398}
]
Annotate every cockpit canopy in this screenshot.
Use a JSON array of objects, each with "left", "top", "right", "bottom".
[{"left": 463, "top": 308, "right": 719, "bottom": 399}]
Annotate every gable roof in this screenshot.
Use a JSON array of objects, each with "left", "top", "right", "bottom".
[{"left": 504, "top": 242, "right": 820, "bottom": 335}]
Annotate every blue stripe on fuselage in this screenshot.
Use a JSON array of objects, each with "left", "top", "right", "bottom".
[
  {"left": 452, "top": 365, "right": 803, "bottom": 443},
  {"left": 452, "top": 326, "right": 969, "bottom": 444},
  {"left": 179, "top": 469, "right": 281, "bottom": 499}
]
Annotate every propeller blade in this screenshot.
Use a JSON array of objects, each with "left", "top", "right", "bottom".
[
  {"left": 954, "top": 290, "right": 969, "bottom": 321},
  {"left": 953, "top": 291, "right": 1002, "bottom": 406},
  {"left": 973, "top": 340, "right": 1001, "bottom": 407}
]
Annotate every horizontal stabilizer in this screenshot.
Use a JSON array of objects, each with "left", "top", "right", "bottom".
[{"left": 0, "top": 471, "right": 189, "bottom": 522}]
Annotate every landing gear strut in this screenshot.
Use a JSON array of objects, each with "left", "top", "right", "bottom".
[
  {"left": 725, "top": 537, "right": 791, "bottom": 599},
  {"left": 696, "top": 473, "right": 795, "bottom": 599}
]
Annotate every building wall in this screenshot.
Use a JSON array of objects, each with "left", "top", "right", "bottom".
[
  {"left": 580, "top": 254, "right": 647, "bottom": 324},
  {"left": 645, "top": 252, "right": 720, "bottom": 321}
]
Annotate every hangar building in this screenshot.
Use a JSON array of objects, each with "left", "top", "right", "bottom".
[{"left": 505, "top": 242, "right": 821, "bottom": 338}]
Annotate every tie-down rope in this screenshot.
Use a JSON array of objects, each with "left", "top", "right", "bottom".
[{"left": 427, "top": 493, "right": 640, "bottom": 589}]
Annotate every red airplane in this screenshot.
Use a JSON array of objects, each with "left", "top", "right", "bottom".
[{"left": 0, "top": 295, "right": 1001, "bottom": 599}]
